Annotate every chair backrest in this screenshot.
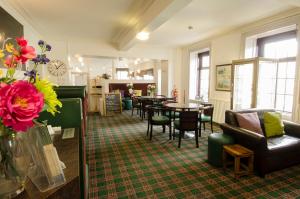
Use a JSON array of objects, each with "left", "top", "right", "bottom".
[
  {"left": 179, "top": 111, "right": 199, "bottom": 131},
  {"left": 142, "top": 99, "right": 153, "bottom": 109},
  {"left": 203, "top": 106, "right": 214, "bottom": 117},
  {"left": 38, "top": 98, "right": 82, "bottom": 129},
  {"left": 132, "top": 97, "right": 139, "bottom": 105}
]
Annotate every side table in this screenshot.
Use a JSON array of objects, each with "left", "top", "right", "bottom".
[{"left": 223, "top": 144, "right": 254, "bottom": 178}]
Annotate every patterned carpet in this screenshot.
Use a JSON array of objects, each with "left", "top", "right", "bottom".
[{"left": 87, "top": 112, "right": 300, "bottom": 199}]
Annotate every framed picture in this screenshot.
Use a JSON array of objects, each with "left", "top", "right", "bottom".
[{"left": 216, "top": 64, "right": 232, "bottom": 91}]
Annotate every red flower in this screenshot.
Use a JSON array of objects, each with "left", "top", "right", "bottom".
[
  {"left": 16, "top": 37, "right": 28, "bottom": 47},
  {"left": 0, "top": 81, "right": 44, "bottom": 132}
]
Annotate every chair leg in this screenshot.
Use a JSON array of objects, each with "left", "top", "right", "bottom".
[
  {"left": 147, "top": 121, "right": 150, "bottom": 136},
  {"left": 163, "top": 125, "right": 166, "bottom": 133},
  {"left": 210, "top": 120, "right": 213, "bottom": 133},
  {"left": 203, "top": 123, "right": 206, "bottom": 131},
  {"left": 178, "top": 131, "right": 182, "bottom": 148},
  {"left": 150, "top": 124, "right": 153, "bottom": 140},
  {"left": 132, "top": 107, "right": 134, "bottom": 116},
  {"left": 195, "top": 130, "right": 199, "bottom": 148},
  {"left": 173, "top": 126, "right": 176, "bottom": 140},
  {"left": 199, "top": 121, "right": 202, "bottom": 137},
  {"left": 169, "top": 124, "right": 172, "bottom": 140}
]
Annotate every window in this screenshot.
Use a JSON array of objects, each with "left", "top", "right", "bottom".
[
  {"left": 189, "top": 50, "right": 210, "bottom": 101},
  {"left": 235, "top": 30, "right": 297, "bottom": 118},
  {"left": 116, "top": 68, "right": 129, "bottom": 80},
  {"left": 257, "top": 30, "right": 297, "bottom": 115}
]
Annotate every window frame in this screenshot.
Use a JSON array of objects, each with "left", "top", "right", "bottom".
[
  {"left": 257, "top": 30, "right": 297, "bottom": 115},
  {"left": 196, "top": 51, "right": 210, "bottom": 98}
]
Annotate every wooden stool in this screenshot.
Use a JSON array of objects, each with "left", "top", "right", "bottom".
[{"left": 223, "top": 144, "right": 254, "bottom": 178}]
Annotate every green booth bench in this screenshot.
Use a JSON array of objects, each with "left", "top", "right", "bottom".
[{"left": 38, "top": 87, "right": 88, "bottom": 199}]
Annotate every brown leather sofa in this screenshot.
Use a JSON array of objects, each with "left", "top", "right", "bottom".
[{"left": 220, "top": 109, "right": 300, "bottom": 177}]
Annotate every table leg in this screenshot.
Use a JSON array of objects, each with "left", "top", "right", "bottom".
[
  {"left": 248, "top": 154, "right": 254, "bottom": 174},
  {"left": 234, "top": 157, "right": 240, "bottom": 179},
  {"left": 223, "top": 150, "right": 227, "bottom": 171}
]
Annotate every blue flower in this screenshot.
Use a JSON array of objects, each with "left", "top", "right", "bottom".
[
  {"left": 38, "top": 40, "right": 45, "bottom": 46},
  {"left": 46, "top": 44, "right": 51, "bottom": 51},
  {"left": 24, "top": 70, "right": 37, "bottom": 81}
]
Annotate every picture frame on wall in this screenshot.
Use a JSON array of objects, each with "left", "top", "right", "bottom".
[{"left": 215, "top": 64, "right": 232, "bottom": 91}]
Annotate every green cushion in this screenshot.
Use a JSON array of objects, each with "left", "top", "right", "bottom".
[
  {"left": 264, "top": 112, "right": 284, "bottom": 138},
  {"left": 152, "top": 116, "right": 169, "bottom": 125},
  {"left": 200, "top": 115, "right": 211, "bottom": 122},
  {"left": 174, "top": 119, "right": 180, "bottom": 129}
]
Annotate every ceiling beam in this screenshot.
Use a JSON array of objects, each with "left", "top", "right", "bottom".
[{"left": 113, "top": 0, "right": 192, "bottom": 51}]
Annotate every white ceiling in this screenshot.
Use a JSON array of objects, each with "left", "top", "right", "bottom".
[
  {"left": 11, "top": 0, "right": 135, "bottom": 41},
  {"left": 147, "top": 0, "right": 294, "bottom": 46},
  {"left": 9, "top": 0, "right": 295, "bottom": 47}
]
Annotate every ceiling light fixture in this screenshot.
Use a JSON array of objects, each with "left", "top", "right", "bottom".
[{"left": 136, "top": 31, "right": 150, "bottom": 41}]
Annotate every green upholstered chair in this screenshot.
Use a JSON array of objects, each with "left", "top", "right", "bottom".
[
  {"left": 207, "top": 133, "right": 234, "bottom": 167},
  {"left": 199, "top": 105, "right": 214, "bottom": 134},
  {"left": 147, "top": 106, "right": 172, "bottom": 140},
  {"left": 173, "top": 111, "right": 199, "bottom": 148}
]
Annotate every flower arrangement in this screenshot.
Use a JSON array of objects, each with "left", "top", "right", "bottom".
[
  {"left": 147, "top": 84, "right": 156, "bottom": 96},
  {"left": 0, "top": 37, "right": 62, "bottom": 197},
  {"left": 147, "top": 84, "right": 156, "bottom": 92},
  {"left": 0, "top": 37, "right": 62, "bottom": 132},
  {"left": 127, "top": 83, "right": 134, "bottom": 96}
]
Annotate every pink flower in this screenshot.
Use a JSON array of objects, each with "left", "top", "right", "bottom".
[
  {"left": 0, "top": 81, "right": 44, "bottom": 132},
  {"left": 17, "top": 46, "right": 36, "bottom": 64},
  {"left": 16, "top": 37, "right": 28, "bottom": 47},
  {"left": 4, "top": 55, "right": 18, "bottom": 68}
]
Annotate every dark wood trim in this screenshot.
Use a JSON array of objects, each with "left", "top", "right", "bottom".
[
  {"left": 257, "top": 30, "right": 297, "bottom": 57},
  {"left": 197, "top": 51, "right": 210, "bottom": 97}
]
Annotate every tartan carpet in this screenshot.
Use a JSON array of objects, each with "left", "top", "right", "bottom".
[{"left": 87, "top": 112, "right": 300, "bottom": 199}]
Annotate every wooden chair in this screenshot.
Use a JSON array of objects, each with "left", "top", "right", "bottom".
[
  {"left": 173, "top": 111, "right": 199, "bottom": 148},
  {"left": 147, "top": 106, "right": 172, "bottom": 140},
  {"left": 131, "top": 97, "right": 141, "bottom": 116},
  {"left": 141, "top": 99, "right": 153, "bottom": 120},
  {"left": 199, "top": 105, "right": 214, "bottom": 134}
]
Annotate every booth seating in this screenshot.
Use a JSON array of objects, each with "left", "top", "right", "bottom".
[
  {"left": 39, "top": 87, "right": 88, "bottom": 199},
  {"left": 54, "top": 86, "right": 88, "bottom": 136}
]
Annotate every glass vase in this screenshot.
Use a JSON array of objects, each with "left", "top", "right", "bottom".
[{"left": 0, "top": 130, "right": 31, "bottom": 198}]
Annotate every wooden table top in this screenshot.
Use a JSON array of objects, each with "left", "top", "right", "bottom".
[
  {"left": 223, "top": 144, "right": 253, "bottom": 157},
  {"left": 15, "top": 128, "right": 80, "bottom": 199},
  {"left": 139, "top": 96, "right": 166, "bottom": 100},
  {"left": 164, "top": 103, "right": 203, "bottom": 110}
]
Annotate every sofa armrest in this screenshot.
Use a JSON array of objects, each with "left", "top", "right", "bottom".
[
  {"left": 283, "top": 120, "right": 300, "bottom": 138},
  {"left": 220, "top": 123, "right": 268, "bottom": 152}
]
